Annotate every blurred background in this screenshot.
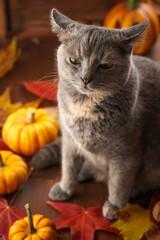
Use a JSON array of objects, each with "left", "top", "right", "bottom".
[{"left": 0, "top": 0, "right": 124, "bottom": 36}]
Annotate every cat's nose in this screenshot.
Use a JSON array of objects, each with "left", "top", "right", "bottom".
[{"left": 81, "top": 76, "right": 93, "bottom": 85}]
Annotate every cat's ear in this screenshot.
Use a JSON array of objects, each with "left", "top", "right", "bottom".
[
  {"left": 50, "top": 9, "right": 77, "bottom": 41},
  {"left": 120, "top": 20, "right": 149, "bottom": 44}
]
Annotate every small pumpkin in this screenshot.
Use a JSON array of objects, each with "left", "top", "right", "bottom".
[
  {"left": 2, "top": 107, "right": 58, "bottom": 156},
  {"left": 0, "top": 150, "right": 28, "bottom": 195},
  {"left": 9, "top": 203, "right": 57, "bottom": 240},
  {"left": 104, "top": 0, "right": 160, "bottom": 55}
]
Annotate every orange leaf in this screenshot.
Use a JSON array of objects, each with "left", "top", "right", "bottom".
[
  {"left": 23, "top": 81, "right": 58, "bottom": 101},
  {"left": 0, "top": 39, "right": 21, "bottom": 78},
  {"left": 111, "top": 203, "right": 156, "bottom": 240}
]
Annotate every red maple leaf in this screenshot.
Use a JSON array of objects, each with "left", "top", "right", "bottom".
[
  {"left": 23, "top": 81, "right": 58, "bottom": 101},
  {"left": 0, "top": 197, "right": 26, "bottom": 240},
  {"left": 47, "top": 201, "right": 121, "bottom": 240}
]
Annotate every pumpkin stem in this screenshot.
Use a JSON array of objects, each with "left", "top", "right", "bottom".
[
  {"left": 26, "top": 109, "right": 36, "bottom": 124},
  {"left": 0, "top": 154, "right": 5, "bottom": 168},
  {"left": 126, "top": 0, "right": 141, "bottom": 9},
  {"left": 25, "top": 203, "right": 37, "bottom": 234}
]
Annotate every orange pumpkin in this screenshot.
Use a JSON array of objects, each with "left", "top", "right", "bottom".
[
  {"left": 9, "top": 204, "right": 57, "bottom": 240},
  {"left": 0, "top": 150, "right": 28, "bottom": 195},
  {"left": 104, "top": 0, "right": 160, "bottom": 54},
  {"left": 2, "top": 107, "right": 58, "bottom": 156}
]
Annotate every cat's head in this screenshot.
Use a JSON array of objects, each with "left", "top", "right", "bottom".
[{"left": 51, "top": 9, "right": 148, "bottom": 95}]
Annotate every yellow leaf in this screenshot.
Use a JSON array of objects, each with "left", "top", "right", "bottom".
[
  {"left": 111, "top": 203, "right": 155, "bottom": 240},
  {"left": 23, "top": 97, "right": 43, "bottom": 108},
  {"left": 0, "top": 39, "right": 21, "bottom": 78},
  {"left": 0, "top": 87, "right": 22, "bottom": 127},
  {"left": 0, "top": 87, "right": 42, "bottom": 127}
]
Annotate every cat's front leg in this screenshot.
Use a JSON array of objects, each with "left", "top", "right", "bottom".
[
  {"left": 103, "top": 157, "right": 140, "bottom": 220},
  {"left": 49, "top": 131, "right": 84, "bottom": 201}
]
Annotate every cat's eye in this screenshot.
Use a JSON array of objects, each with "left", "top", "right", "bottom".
[
  {"left": 99, "top": 63, "right": 113, "bottom": 70},
  {"left": 70, "top": 58, "right": 81, "bottom": 65}
]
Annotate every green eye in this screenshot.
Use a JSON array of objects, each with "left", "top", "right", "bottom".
[
  {"left": 70, "top": 58, "right": 81, "bottom": 64},
  {"left": 99, "top": 63, "right": 113, "bottom": 70}
]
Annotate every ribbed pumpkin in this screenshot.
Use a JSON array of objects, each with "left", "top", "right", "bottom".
[
  {"left": 9, "top": 204, "right": 57, "bottom": 240},
  {"left": 0, "top": 150, "right": 28, "bottom": 195},
  {"left": 104, "top": 0, "right": 160, "bottom": 54},
  {"left": 2, "top": 107, "right": 58, "bottom": 156}
]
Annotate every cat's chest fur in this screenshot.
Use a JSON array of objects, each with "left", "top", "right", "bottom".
[{"left": 59, "top": 92, "right": 123, "bottom": 153}]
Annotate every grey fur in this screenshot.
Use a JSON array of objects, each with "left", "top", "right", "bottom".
[{"left": 32, "top": 9, "right": 160, "bottom": 220}]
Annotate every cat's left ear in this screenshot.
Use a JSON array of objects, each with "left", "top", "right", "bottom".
[
  {"left": 50, "top": 9, "right": 78, "bottom": 41},
  {"left": 120, "top": 20, "right": 149, "bottom": 44}
]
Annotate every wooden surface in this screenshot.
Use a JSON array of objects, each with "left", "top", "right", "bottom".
[
  {"left": 0, "top": 0, "right": 7, "bottom": 37},
  {"left": 0, "top": 29, "right": 160, "bottom": 240},
  {"left": 8, "top": 0, "right": 119, "bottom": 34}
]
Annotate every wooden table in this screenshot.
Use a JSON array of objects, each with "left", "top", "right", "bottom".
[{"left": 1, "top": 30, "right": 160, "bottom": 240}]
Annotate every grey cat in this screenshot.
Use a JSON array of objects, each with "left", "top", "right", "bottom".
[{"left": 32, "top": 9, "right": 160, "bottom": 220}]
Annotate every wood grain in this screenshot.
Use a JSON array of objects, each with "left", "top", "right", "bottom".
[
  {"left": 8, "top": 0, "right": 119, "bottom": 33},
  {"left": 0, "top": 0, "right": 7, "bottom": 37}
]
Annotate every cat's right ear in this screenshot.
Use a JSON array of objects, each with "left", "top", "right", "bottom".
[{"left": 50, "top": 9, "right": 77, "bottom": 41}]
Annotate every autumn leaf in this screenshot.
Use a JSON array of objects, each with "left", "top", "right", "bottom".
[
  {"left": 0, "top": 87, "right": 42, "bottom": 127},
  {"left": 0, "top": 197, "right": 26, "bottom": 240},
  {"left": 23, "top": 81, "right": 58, "bottom": 101},
  {"left": 47, "top": 201, "right": 121, "bottom": 240},
  {"left": 0, "top": 87, "right": 22, "bottom": 127},
  {"left": 111, "top": 203, "right": 155, "bottom": 240},
  {"left": 23, "top": 97, "right": 43, "bottom": 108},
  {"left": 0, "top": 39, "right": 21, "bottom": 78}
]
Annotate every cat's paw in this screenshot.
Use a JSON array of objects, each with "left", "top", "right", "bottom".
[
  {"left": 102, "top": 201, "right": 118, "bottom": 220},
  {"left": 48, "top": 182, "right": 72, "bottom": 201}
]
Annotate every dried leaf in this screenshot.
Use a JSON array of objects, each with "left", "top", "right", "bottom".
[
  {"left": 0, "top": 87, "right": 42, "bottom": 127},
  {"left": 23, "top": 81, "right": 58, "bottom": 101},
  {"left": 143, "top": 225, "right": 160, "bottom": 240},
  {"left": 48, "top": 201, "right": 121, "bottom": 240},
  {"left": 0, "top": 39, "right": 21, "bottom": 78},
  {"left": 23, "top": 97, "right": 43, "bottom": 108},
  {"left": 0, "top": 87, "right": 22, "bottom": 127},
  {"left": 111, "top": 203, "right": 155, "bottom": 240},
  {"left": 0, "top": 197, "right": 26, "bottom": 240}
]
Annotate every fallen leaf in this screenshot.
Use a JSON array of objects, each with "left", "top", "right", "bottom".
[
  {"left": 23, "top": 81, "right": 58, "bottom": 101},
  {"left": 111, "top": 203, "right": 155, "bottom": 240},
  {"left": 0, "top": 87, "right": 22, "bottom": 127},
  {"left": 23, "top": 97, "right": 43, "bottom": 108},
  {"left": 0, "top": 39, "right": 21, "bottom": 78},
  {"left": 0, "top": 87, "right": 42, "bottom": 127},
  {"left": 47, "top": 201, "right": 121, "bottom": 240},
  {"left": 143, "top": 225, "right": 160, "bottom": 240},
  {"left": 0, "top": 197, "right": 26, "bottom": 240}
]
